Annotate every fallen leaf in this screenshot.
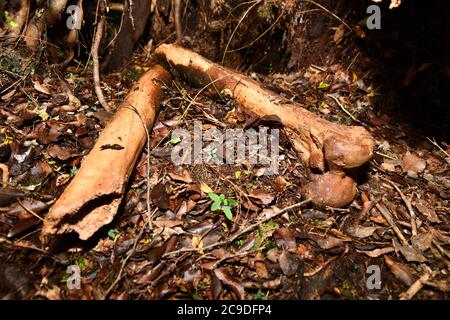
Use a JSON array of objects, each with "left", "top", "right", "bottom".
[
  {"left": 274, "top": 227, "right": 297, "bottom": 250},
  {"left": 393, "top": 239, "right": 426, "bottom": 263},
  {"left": 402, "top": 152, "right": 426, "bottom": 177},
  {"left": 150, "top": 183, "right": 170, "bottom": 209},
  {"left": 411, "top": 232, "right": 433, "bottom": 252},
  {"left": 254, "top": 261, "right": 269, "bottom": 279},
  {"left": 200, "top": 182, "right": 214, "bottom": 194},
  {"left": 333, "top": 24, "right": 346, "bottom": 44},
  {"left": 168, "top": 166, "right": 193, "bottom": 183},
  {"left": 315, "top": 236, "right": 344, "bottom": 250},
  {"left": 415, "top": 200, "right": 440, "bottom": 223},
  {"left": 346, "top": 226, "right": 377, "bottom": 239},
  {"left": 214, "top": 268, "right": 244, "bottom": 300},
  {"left": 32, "top": 79, "right": 51, "bottom": 95},
  {"left": 153, "top": 220, "right": 183, "bottom": 228},
  {"left": 248, "top": 189, "right": 275, "bottom": 205},
  {"left": 279, "top": 250, "right": 299, "bottom": 276},
  {"left": 46, "top": 144, "right": 75, "bottom": 160},
  {"left": 273, "top": 176, "right": 291, "bottom": 192}
]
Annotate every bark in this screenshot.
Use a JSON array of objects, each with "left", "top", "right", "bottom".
[
  {"left": 154, "top": 44, "right": 374, "bottom": 171},
  {"left": 6, "top": 0, "right": 30, "bottom": 38},
  {"left": 41, "top": 64, "right": 171, "bottom": 241},
  {"left": 105, "top": 0, "right": 152, "bottom": 72},
  {"left": 23, "top": 0, "right": 68, "bottom": 48}
]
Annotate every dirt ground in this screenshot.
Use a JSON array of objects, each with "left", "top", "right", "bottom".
[{"left": 0, "top": 0, "right": 449, "bottom": 300}]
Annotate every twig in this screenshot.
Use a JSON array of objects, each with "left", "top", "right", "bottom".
[
  {"left": 0, "top": 163, "right": 9, "bottom": 185},
  {"left": 222, "top": 0, "right": 262, "bottom": 64},
  {"left": 399, "top": 273, "right": 430, "bottom": 300},
  {"left": 0, "top": 236, "right": 50, "bottom": 256},
  {"left": 227, "top": 12, "right": 283, "bottom": 53},
  {"left": 427, "top": 137, "right": 450, "bottom": 158},
  {"left": 300, "top": 0, "right": 352, "bottom": 31},
  {"left": 163, "top": 199, "right": 311, "bottom": 257},
  {"left": 123, "top": 104, "right": 154, "bottom": 229},
  {"left": 212, "top": 248, "right": 260, "bottom": 269},
  {"left": 17, "top": 199, "right": 44, "bottom": 222},
  {"left": 173, "top": 0, "right": 182, "bottom": 44},
  {"left": 374, "top": 151, "right": 398, "bottom": 161},
  {"left": 304, "top": 256, "right": 338, "bottom": 277},
  {"left": 326, "top": 94, "right": 360, "bottom": 123},
  {"left": 91, "top": 6, "right": 111, "bottom": 112},
  {"left": 102, "top": 208, "right": 158, "bottom": 299},
  {"left": 375, "top": 203, "right": 409, "bottom": 246},
  {"left": 381, "top": 177, "right": 418, "bottom": 236}
]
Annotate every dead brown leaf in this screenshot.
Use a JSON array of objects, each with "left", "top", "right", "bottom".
[{"left": 214, "top": 268, "right": 244, "bottom": 300}]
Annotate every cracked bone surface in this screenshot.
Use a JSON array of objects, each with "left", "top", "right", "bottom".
[{"left": 155, "top": 44, "right": 374, "bottom": 171}]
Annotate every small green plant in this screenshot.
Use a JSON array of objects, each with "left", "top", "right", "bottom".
[
  {"left": 208, "top": 192, "right": 238, "bottom": 220},
  {"left": 207, "top": 148, "right": 217, "bottom": 162},
  {"left": 254, "top": 289, "right": 266, "bottom": 300},
  {"left": 76, "top": 257, "right": 87, "bottom": 271},
  {"left": 107, "top": 228, "right": 120, "bottom": 242},
  {"left": 70, "top": 165, "right": 78, "bottom": 177},
  {"left": 170, "top": 136, "right": 181, "bottom": 145}
]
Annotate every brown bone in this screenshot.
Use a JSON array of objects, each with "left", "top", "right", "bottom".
[
  {"left": 155, "top": 44, "right": 374, "bottom": 171},
  {"left": 41, "top": 65, "right": 171, "bottom": 241}
]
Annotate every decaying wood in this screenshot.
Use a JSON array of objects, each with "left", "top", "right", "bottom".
[
  {"left": 24, "top": 0, "right": 68, "bottom": 48},
  {"left": 154, "top": 44, "right": 375, "bottom": 172},
  {"left": 105, "top": 0, "right": 152, "bottom": 72},
  {"left": 41, "top": 65, "right": 171, "bottom": 241},
  {"left": 5, "top": 0, "right": 30, "bottom": 38}
]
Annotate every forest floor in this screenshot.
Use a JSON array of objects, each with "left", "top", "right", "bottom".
[{"left": 0, "top": 1, "right": 449, "bottom": 300}]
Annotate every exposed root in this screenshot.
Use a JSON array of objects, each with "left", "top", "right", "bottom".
[{"left": 91, "top": 10, "right": 110, "bottom": 111}]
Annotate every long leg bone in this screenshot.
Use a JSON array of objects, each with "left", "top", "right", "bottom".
[{"left": 155, "top": 44, "right": 374, "bottom": 172}]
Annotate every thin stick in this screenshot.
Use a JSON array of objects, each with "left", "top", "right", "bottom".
[
  {"left": 92, "top": 8, "right": 110, "bottom": 111},
  {"left": 427, "top": 137, "right": 450, "bottom": 158},
  {"left": 17, "top": 199, "right": 45, "bottom": 222},
  {"left": 163, "top": 199, "right": 311, "bottom": 257},
  {"left": 375, "top": 203, "right": 409, "bottom": 246},
  {"left": 123, "top": 104, "right": 153, "bottom": 229},
  {"left": 300, "top": 0, "right": 352, "bottom": 31},
  {"left": 381, "top": 177, "right": 418, "bottom": 236},
  {"left": 326, "top": 94, "right": 360, "bottom": 123},
  {"left": 102, "top": 208, "right": 158, "bottom": 299},
  {"left": 227, "top": 12, "right": 283, "bottom": 53},
  {"left": 399, "top": 273, "right": 430, "bottom": 300},
  {"left": 173, "top": 0, "right": 182, "bottom": 44},
  {"left": 304, "top": 256, "right": 338, "bottom": 277},
  {"left": 222, "top": 0, "right": 262, "bottom": 64}
]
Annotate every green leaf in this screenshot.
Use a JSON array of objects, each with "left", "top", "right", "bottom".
[
  {"left": 76, "top": 257, "right": 87, "bottom": 271},
  {"left": 208, "top": 192, "right": 220, "bottom": 202},
  {"left": 254, "top": 289, "right": 265, "bottom": 300},
  {"left": 220, "top": 194, "right": 225, "bottom": 201},
  {"left": 235, "top": 171, "right": 241, "bottom": 179},
  {"left": 227, "top": 198, "right": 238, "bottom": 207},
  {"left": 107, "top": 229, "right": 116, "bottom": 240},
  {"left": 318, "top": 81, "right": 330, "bottom": 89},
  {"left": 211, "top": 201, "right": 221, "bottom": 211},
  {"left": 223, "top": 206, "right": 233, "bottom": 220},
  {"left": 70, "top": 165, "right": 78, "bottom": 177},
  {"left": 223, "top": 199, "right": 228, "bottom": 206},
  {"left": 170, "top": 136, "right": 181, "bottom": 145}
]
